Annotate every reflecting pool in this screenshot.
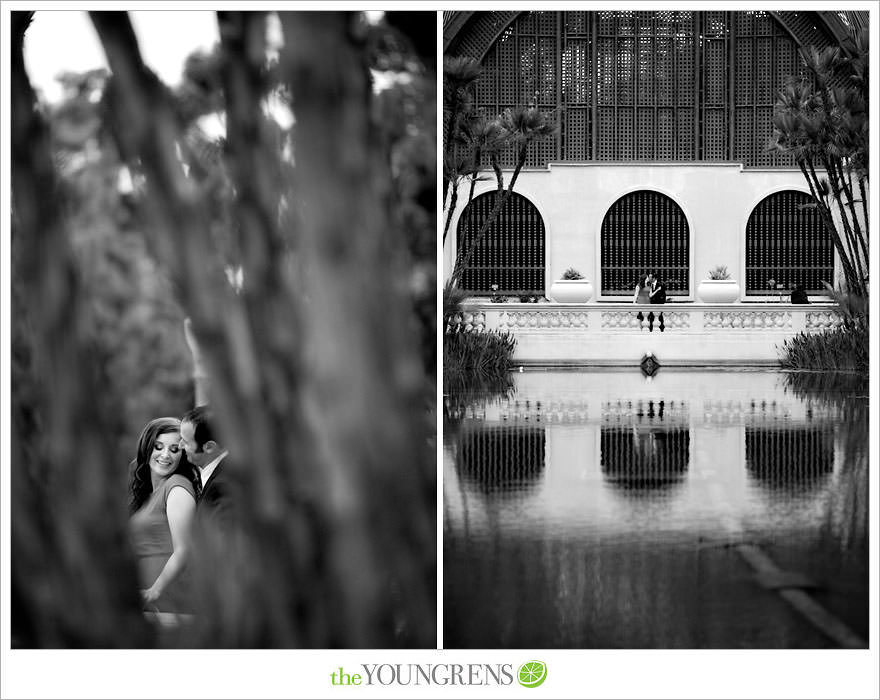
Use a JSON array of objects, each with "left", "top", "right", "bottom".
[{"left": 443, "top": 369, "right": 868, "bottom": 648}]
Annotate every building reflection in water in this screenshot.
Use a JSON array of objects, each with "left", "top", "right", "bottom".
[
  {"left": 444, "top": 370, "right": 868, "bottom": 648},
  {"left": 745, "top": 427, "right": 834, "bottom": 492},
  {"left": 599, "top": 427, "right": 690, "bottom": 490},
  {"left": 455, "top": 426, "right": 546, "bottom": 495},
  {"left": 600, "top": 399, "right": 690, "bottom": 491}
]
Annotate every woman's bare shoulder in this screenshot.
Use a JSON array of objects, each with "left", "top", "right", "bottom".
[{"left": 164, "top": 474, "right": 196, "bottom": 501}]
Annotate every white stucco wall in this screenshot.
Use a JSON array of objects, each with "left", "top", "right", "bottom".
[{"left": 444, "top": 163, "right": 822, "bottom": 300}]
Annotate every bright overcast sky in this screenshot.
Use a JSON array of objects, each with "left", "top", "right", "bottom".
[
  {"left": 23, "top": 10, "right": 388, "bottom": 105},
  {"left": 24, "top": 11, "right": 221, "bottom": 103}
]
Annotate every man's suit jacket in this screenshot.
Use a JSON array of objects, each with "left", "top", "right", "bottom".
[
  {"left": 188, "top": 456, "right": 242, "bottom": 644},
  {"left": 196, "top": 455, "right": 239, "bottom": 527}
]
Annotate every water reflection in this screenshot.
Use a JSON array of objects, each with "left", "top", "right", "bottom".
[
  {"left": 444, "top": 369, "right": 868, "bottom": 648},
  {"left": 745, "top": 427, "right": 834, "bottom": 492},
  {"left": 601, "top": 426, "right": 689, "bottom": 490},
  {"left": 456, "top": 426, "right": 545, "bottom": 495},
  {"left": 599, "top": 398, "right": 690, "bottom": 493},
  {"left": 443, "top": 373, "right": 514, "bottom": 423}
]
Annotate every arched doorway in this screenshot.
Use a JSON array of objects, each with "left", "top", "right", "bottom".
[
  {"left": 456, "top": 191, "right": 546, "bottom": 295},
  {"left": 600, "top": 190, "right": 690, "bottom": 296},
  {"left": 745, "top": 190, "right": 832, "bottom": 295}
]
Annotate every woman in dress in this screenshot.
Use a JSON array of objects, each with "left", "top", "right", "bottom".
[
  {"left": 633, "top": 274, "right": 652, "bottom": 304},
  {"left": 129, "top": 416, "right": 199, "bottom": 613}
]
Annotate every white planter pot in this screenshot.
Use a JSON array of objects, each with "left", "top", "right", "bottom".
[
  {"left": 549, "top": 279, "right": 594, "bottom": 303},
  {"left": 697, "top": 279, "right": 741, "bottom": 303}
]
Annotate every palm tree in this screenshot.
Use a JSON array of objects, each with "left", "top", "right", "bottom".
[
  {"left": 449, "top": 106, "right": 557, "bottom": 289},
  {"left": 770, "top": 28, "right": 869, "bottom": 299},
  {"left": 443, "top": 113, "right": 506, "bottom": 244}
]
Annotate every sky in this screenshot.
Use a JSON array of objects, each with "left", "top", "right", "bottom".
[
  {"left": 23, "top": 10, "right": 387, "bottom": 104},
  {"left": 24, "top": 11, "right": 222, "bottom": 103},
  {"left": 22, "top": 8, "right": 387, "bottom": 134}
]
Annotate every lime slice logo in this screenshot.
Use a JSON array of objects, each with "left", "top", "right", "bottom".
[{"left": 517, "top": 660, "right": 547, "bottom": 688}]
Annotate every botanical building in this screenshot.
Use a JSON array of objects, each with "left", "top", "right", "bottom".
[{"left": 443, "top": 10, "right": 857, "bottom": 300}]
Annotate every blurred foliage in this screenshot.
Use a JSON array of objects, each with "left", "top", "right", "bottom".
[
  {"left": 372, "top": 42, "right": 436, "bottom": 377},
  {"left": 43, "top": 70, "right": 195, "bottom": 458},
  {"left": 20, "top": 12, "right": 438, "bottom": 456},
  {"left": 12, "top": 10, "right": 435, "bottom": 649}
]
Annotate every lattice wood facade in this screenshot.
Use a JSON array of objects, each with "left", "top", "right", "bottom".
[
  {"left": 745, "top": 190, "right": 833, "bottom": 295},
  {"left": 458, "top": 10, "right": 813, "bottom": 168}
]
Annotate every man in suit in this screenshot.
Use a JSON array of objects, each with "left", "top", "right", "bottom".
[
  {"left": 649, "top": 275, "right": 667, "bottom": 305},
  {"left": 649, "top": 275, "right": 666, "bottom": 332},
  {"left": 180, "top": 405, "right": 231, "bottom": 520},
  {"left": 179, "top": 405, "right": 238, "bottom": 644}
]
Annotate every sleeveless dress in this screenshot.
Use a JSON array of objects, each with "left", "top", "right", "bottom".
[
  {"left": 635, "top": 285, "right": 651, "bottom": 304},
  {"left": 129, "top": 473, "right": 196, "bottom": 613}
]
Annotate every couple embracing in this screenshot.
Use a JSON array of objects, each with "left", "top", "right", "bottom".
[
  {"left": 128, "top": 405, "right": 232, "bottom": 615},
  {"left": 633, "top": 273, "right": 666, "bottom": 305}
]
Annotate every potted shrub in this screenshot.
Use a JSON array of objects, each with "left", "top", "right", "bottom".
[
  {"left": 549, "top": 267, "right": 594, "bottom": 303},
  {"left": 697, "top": 265, "right": 741, "bottom": 303}
]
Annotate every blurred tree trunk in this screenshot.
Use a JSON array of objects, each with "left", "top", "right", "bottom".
[
  {"left": 90, "top": 10, "right": 435, "bottom": 647},
  {"left": 279, "top": 11, "right": 435, "bottom": 647},
  {"left": 10, "top": 11, "right": 153, "bottom": 647}
]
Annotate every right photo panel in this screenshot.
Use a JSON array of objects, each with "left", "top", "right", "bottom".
[{"left": 442, "top": 9, "right": 868, "bottom": 649}]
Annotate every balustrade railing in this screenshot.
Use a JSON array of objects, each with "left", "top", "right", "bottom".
[
  {"left": 454, "top": 301, "right": 840, "bottom": 334},
  {"left": 448, "top": 301, "right": 842, "bottom": 364}
]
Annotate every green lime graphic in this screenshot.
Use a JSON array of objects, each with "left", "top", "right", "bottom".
[{"left": 517, "top": 660, "right": 547, "bottom": 688}]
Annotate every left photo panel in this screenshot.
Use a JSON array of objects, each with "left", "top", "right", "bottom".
[{"left": 9, "top": 10, "right": 436, "bottom": 648}]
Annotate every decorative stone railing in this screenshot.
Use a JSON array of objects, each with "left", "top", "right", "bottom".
[{"left": 448, "top": 302, "right": 842, "bottom": 366}]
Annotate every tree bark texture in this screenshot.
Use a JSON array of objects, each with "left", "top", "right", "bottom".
[
  {"left": 11, "top": 10, "right": 153, "bottom": 647},
  {"left": 280, "top": 11, "right": 435, "bottom": 648},
  {"left": 87, "top": 11, "right": 434, "bottom": 647}
]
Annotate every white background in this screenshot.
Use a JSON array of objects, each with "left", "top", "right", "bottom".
[{"left": 2, "top": 2, "right": 878, "bottom": 699}]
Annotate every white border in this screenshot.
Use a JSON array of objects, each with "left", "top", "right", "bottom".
[{"left": 3, "top": 4, "right": 879, "bottom": 700}]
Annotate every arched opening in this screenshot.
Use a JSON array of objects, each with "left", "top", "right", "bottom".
[
  {"left": 745, "top": 190, "right": 833, "bottom": 295},
  {"left": 600, "top": 190, "right": 690, "bottom": 296},
  {"left": 456, "top": 191, "right": 546, "bottom": 295}
]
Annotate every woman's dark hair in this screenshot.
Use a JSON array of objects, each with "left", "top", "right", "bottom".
[{"left": 128, "top": 416, "right": 198, "bottom": 514}]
